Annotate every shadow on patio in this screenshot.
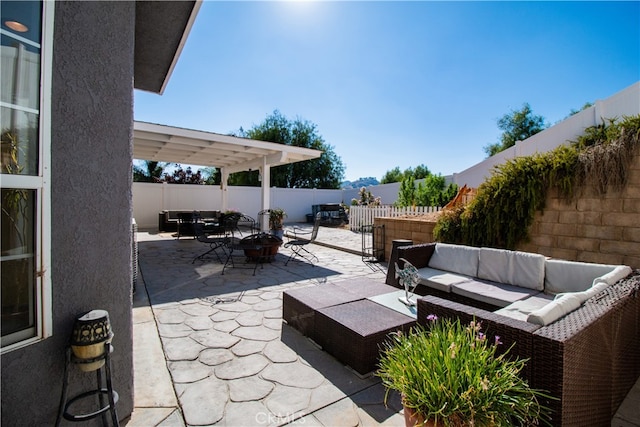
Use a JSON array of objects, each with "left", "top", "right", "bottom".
[{"left": 128, "top": 230, "right": 405, "bottom": 427}]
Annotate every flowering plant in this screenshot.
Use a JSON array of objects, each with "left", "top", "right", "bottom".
[{"left": 377, "top": 316, "right": 552, "bottom": 426}]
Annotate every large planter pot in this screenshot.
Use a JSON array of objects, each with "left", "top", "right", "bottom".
[
  {"left": 403, "top": 404, "right": 441, "bottom": 427},
  {"left": 241, "top": 233, "right": 283, "bottom": 262}
]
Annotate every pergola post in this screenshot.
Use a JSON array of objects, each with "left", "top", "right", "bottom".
[
  {"left": 260, "top": 157, "right": 270, "bottom": 232},
  {"left": 220, "top": 168, "right": 229, "bottom": 212}
]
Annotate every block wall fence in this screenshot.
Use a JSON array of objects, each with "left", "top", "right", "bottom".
[{"left": 377, "top": 149, "right": 640, "bottom": 269}]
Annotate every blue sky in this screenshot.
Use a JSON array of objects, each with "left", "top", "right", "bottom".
[{"left": 134, "top": 1, "right": 640, "bottom": 182}]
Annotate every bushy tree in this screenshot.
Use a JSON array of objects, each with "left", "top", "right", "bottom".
[
  {"left": 396, "top": 173, "right": 457, "bottom": 207},
  {"left": 133, "top": 160, "right": 171, "bottom": 182},
  {"left": 380, "top": 167, "right": 403, "bottom": 184},
  {"left": 483, "top": 103, "right": 548, "bottom": 157},
  {"left": 240, "top": 110, "right": 345, "bottom": 189},
  {"left": 162, "top": 166, "right": 204, "bottom": 184},
  {"left": 381, "top": 164, "right": 431, "bottom": 183}
]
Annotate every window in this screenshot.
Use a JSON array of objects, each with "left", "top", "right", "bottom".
[{"left": 1, "top": 0, "right": 52, "bottom": 351}]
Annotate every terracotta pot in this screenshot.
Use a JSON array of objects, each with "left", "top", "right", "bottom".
[{"left": 403, "top": 404, "right": 441, "bottom": 427}]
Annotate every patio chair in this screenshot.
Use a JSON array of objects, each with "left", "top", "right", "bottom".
[
  {"left": 283, "top": 213, "right": 320, "bottom": 266},
  {"left": 192, "top": 223, "right": 229, "bottom": 264},
  {"left": 236, "top": 213, "right": 258, "bottom": 236},
  {"left": 177, "top": 211, "right": 200, "bottom": 239}
]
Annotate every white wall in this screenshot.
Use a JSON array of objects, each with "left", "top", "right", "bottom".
[
  {"left": 134, "top": 82, "right": 639, "bottom": 229},
  {"left": 133, "top": 183, "right": 349, "bottom": 229},
  {"left": 452, "top": 82, "right": 640, "bottom": 188}
]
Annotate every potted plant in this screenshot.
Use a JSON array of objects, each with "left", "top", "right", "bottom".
[
  {"left": 268, "top": 208, "right": 287, "bottom": 239},
  {"left": 377, "top": 316, "right": 553, "bottom": 426}
]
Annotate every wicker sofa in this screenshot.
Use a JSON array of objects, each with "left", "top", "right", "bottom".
[
  {"left": 158, "top": 210, "right": 221, "bottom": 232},
  {"left": 395, "top": 242, "right": 640, "bottom": 426}
]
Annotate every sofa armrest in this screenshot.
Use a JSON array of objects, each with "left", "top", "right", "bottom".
[{"left": 396, "top": 243, "right": 436, "bottom": 270}]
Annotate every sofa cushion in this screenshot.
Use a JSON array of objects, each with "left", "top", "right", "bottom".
[
  {"left": 451, "top": 279, "right": 539, "bottom": 308},
  {"left": 416, "top": 267, "right": 472, "bottom": 293},
  {"left": 544, "top": 259, "right": 619, "bottom": 294},
  {"left": 527, "top": 293, "right": 583, "bottom": 326},
  {"left": 428, "top": 243, "right": 480, "bottom": 277},
  {"left": 495, "top": 293, "right": 555, "bottom": 322},
  {"left": 477, "top": 247, "right": 545, "bottom": 291},
  {"left": 561, "top": 265, "right": 633, "bottom": 303}
]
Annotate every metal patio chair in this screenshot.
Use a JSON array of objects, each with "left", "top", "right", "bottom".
[
  {"left": 192, "top": 223, "right": 228, "bottom": 264},
  {"left": 283, "top": 213, "right": 320, "bottom": 266},
  {"left": 177, "top": 211, "right": 200, "bottom": 239}
]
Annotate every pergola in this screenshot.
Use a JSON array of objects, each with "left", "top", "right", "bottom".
[{"left": 133, "top": 121, "right": 323, "bottom": 227}]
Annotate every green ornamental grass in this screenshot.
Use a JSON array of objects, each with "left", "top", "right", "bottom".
[{"left": 377, "top": 316, "right": 553, "bottom": 426}]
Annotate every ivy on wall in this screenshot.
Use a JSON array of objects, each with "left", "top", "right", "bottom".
[{"left": 434, "top": 115, "right": 640, "bottom": 249}]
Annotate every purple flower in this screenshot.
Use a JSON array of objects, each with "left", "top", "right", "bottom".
[
  {"left": 427, "top": 314, "right": 438, "bottom": 322},
  {"left": 495, "top": 335, "right": 502, "bottom": 346}
]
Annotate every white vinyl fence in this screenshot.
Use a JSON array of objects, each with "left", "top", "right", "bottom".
[{"left": 348, "top": 205, "right": 442, "bottom": 231}]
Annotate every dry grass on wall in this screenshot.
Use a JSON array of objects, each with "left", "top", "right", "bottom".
[{"left": 518, "top": 150, "right": 640, "bottom": 268}]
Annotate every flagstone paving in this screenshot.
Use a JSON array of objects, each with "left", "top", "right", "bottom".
[{"left": 128, "top": 226, "right": 404, "bottom": 427}]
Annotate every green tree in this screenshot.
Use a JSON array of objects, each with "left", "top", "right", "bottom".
[
  {"left": 396, "top": 175, "right": 416, "bottom": 206},
  {"left": 415, "top": 175, "right": 458, "bottom": 206},
  {"left": 133, "top": 160, "right": 171, "bottom": 182},
  {"left": 567, "top": 102, "right": 594, "bottom": 118},
  {"left": 380, "top": 167, "right": 403, "bottom": 184},
  {"left": 412, "top": 164, "right": 431, "bottom": 180},
  {"left": 243, "top": 110, "right": 345, "bottom": 189},
  {"left": 381, "top": 164, "right": 431, "bottom": 183},
  {"left": 200, "top": 167, "right": 218, "bottom": 185},
  {"left": 483, "top": 103, "right": 548, "bottom": 157}
]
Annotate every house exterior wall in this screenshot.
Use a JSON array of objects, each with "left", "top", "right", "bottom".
[{"left": 1, "top": 2, "right": 135, "bottom": 425}]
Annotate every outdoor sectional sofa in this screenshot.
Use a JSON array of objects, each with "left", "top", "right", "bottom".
[
  {"left": 395, "top": 242, "right": 640, "bottom": 426},
  {"left": 158, "top": 210, "right": 221, "bottom": 232}
]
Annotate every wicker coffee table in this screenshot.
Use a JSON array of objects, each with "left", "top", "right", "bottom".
[
  {"left": 314, "top": 299, "right": 416, "bottom": 375},
  {"left": 283, "top": 284, "right": 366, "bottom": 341}
]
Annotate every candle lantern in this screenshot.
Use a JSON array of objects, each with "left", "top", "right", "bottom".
[{"left": 70, "top": 309, "right": 114, "bottom": 372}]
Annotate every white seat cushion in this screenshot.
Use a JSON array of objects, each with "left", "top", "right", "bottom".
[
  {"left": 544, "top": 259, "right": 619, "bottom": 294},
  {"left": 477, "top": 247, "right": 545, "bottom": 291},
  {"left": 527, "top": 293, "right": 583, "bottom": 326},
  {"left": 495, "top": 294, "right": 554, "bottom": 322},
  {"left": 428, "top": 243, "right": 480, "bottom": 278},
  {"left": 452, "top": 279, "right": 539, "bottom": 308},
  {"left": 416, "top": 267, "right": 471, "bottom": 293}
]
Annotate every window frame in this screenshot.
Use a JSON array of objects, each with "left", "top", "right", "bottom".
[{"left": 1, "top": 0, "right": 53, "bottom": 353}]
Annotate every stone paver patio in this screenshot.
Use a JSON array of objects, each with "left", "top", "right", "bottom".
[{"left": 127, "top": 226, "right": 404, "bottom": 427}]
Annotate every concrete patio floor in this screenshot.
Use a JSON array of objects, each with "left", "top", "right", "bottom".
[
  {"left": 126, "top": 225, "right": 640, "bottom": 427},
  {"left": 127, "top": 225, "right": 405, "bottom": 427}
]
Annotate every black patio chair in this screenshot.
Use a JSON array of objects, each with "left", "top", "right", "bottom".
[
  {"left": 192, "top": 223, "right": 229, "bottom": 264},
  {"left": 177, "top": 211, "right": 200, "bottom": 239},
  {"left": 283, "top": 213, "right": 320, "bottom": 266}
]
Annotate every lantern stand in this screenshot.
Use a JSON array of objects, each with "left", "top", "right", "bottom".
[
  {"left": 55, "top": 343, "right": 119, "bottom": 426},
  {"left": 56, "top": 310, "right": 119, "bottom": 426}
]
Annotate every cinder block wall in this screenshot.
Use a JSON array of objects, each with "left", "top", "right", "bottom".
[
  {"left": 378, "top": 150, "right": 640, "bottom": 269},
  {"left": 517, "top": 150, "right": 640, "bottom": 268},
  {"left": 376, "top": 217, "right": 436, "bottom": 260}
]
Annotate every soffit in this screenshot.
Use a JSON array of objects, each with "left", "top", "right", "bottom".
[{"left": 134, "top": 1, "right": 200, "bottom": 94}]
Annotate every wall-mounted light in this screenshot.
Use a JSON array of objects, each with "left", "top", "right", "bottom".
[{"left": 4, "top": 20, "right": 28, "bottom": 33}]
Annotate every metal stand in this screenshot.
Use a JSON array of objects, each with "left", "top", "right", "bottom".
[
  {"left": 361, "top": 224, "right": 385, "bottom": 270},
  {"left": 56, "top": 343, "right": 119, "bottom": 427}
]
